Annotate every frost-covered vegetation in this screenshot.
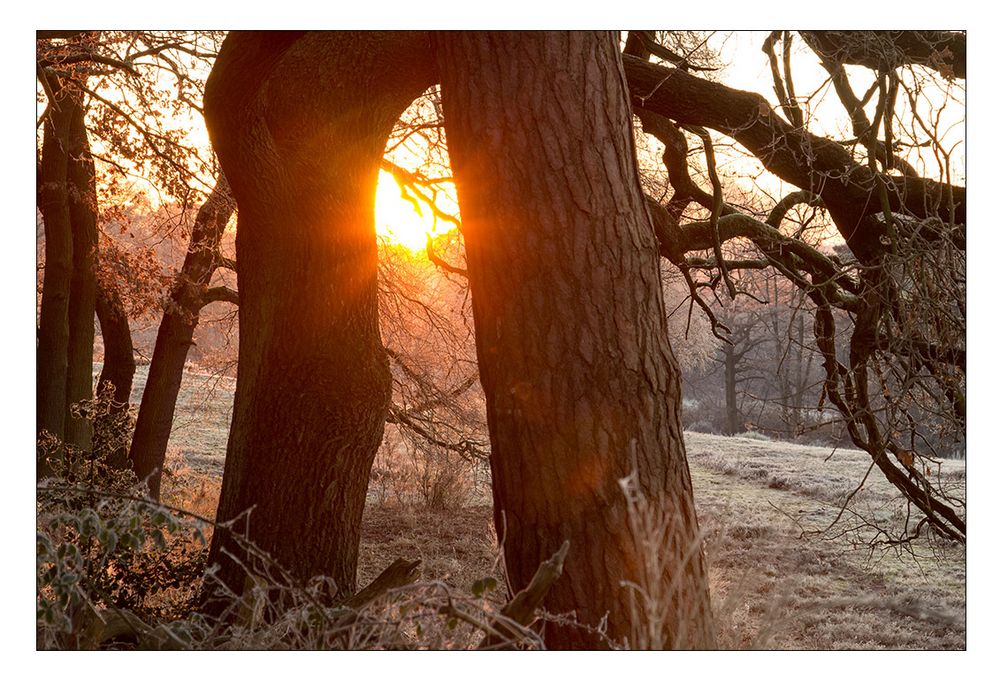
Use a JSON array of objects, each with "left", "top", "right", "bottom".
[{"left": 37, "top": 372, "right": 965, "bottom": 650}]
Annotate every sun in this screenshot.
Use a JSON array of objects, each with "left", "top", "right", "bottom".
[{"left": 374, "top": 170, "right": 456, "bottom": 252}]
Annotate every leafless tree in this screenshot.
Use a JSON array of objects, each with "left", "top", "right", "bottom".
[{"left": 626, "top": 30, "right": 965, "bottom": 542}]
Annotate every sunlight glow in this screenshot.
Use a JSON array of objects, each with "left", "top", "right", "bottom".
[{"left": 375, "top": 170, "right": 457, "bottom": 253}]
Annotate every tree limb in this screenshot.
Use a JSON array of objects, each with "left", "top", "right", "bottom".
[
  {"left": 622, "top": 54, "right": 965, "bottom": 262},
  {"left": 480, "top": 540, "right": 570, "bottom": 649},
  {"left": 200, "top": 286, "right": 239, "bottom": 307},
  {"left": 342, "top": 558, "right": 422, "bottom": 610},
  {"left": 799, "top": 30, "right": 965, "bottom": 80}
]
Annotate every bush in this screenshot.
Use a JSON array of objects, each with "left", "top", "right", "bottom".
[
  {"left": 36, "top": 476, "right": 209, "bottom": 649},
  {"left": 37, "top": 389, "right": 210, "bottom": 649},
  {"left": 738, "top": 431, "right": 773, "bottom": 442},
  {"left": 370, "top": 430, "right": 483, "bottom": 510}
]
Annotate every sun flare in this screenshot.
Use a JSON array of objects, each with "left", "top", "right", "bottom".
[{"left": 374, "top": 170, "right": 456, "bottom": 252}]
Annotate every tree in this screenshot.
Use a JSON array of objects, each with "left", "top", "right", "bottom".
[
  {"left": 36, "top": 69, "right": 109, "bottom": 467},
  {"left": 719, "top": 320, "right": 757, "bottom": 436},
  {"left": 437, "top": 31, "right": 714, "bottom": 649},
  {"left": 37, "top": 80, "right": 78, "bottom": 464},
  {"left": 201, "top": 30, "right": 716, "bottom": 646},
  {"left": 37, "top": 31, "right": 226, "bottom": 475},
  {"left": 623, "top": 31, "right": 965, "bottom": 542},
  {"left": 129, "top": 174, "right": 236, "bottom": 500},
  {"left": 65, "top": 103, "right": 99, "bottom": 451},
  {"left": 92, "top": 281, "right": 136, "bottom": 468},
  {"left": 202, "top": 31, "right": 436, "bottom": 601}
]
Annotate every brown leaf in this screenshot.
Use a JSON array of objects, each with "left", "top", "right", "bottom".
[{"left": 897, "top": 449, "right": 914, "bottom": 469}]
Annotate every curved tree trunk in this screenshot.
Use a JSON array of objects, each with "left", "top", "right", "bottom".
[
  {"left": 65, "top": 101, "right": 98, "bottom": 451},
  {"left": 437, "top": 32, "right": 714, "bottom": 649},
  {"left": 130, "top": 175, "right": 235, "bottom": 499},
  {"left": 203, "top": 31, "right": 435, "bottom": 601},
  {"left": 37, "top": 86, "right": 75, "bottom": 475},
  {"left": 94, "top": 281, "right": 136, "bottom": 469}
]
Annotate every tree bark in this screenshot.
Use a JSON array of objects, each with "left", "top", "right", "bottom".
[
  {"left": 129, "top": 175, "right": 235, "bottom": 499},
  {"left": 37, "top": 84, "right": 75, "bottom": 474},
  {"left": 799, "top": 31, "right": 965, "bottom": 80},
  {"left": 64, "top": 100, "right": 98, "bottom": 451},
  {"left": 202, "top": 31, "right": 435, "bottom": 602},
  {"left": 437, "top": 32, "right": 714, "bottom": 649},
  {"left": 94, "top": 281, "right": 135, "bottom": 469}
]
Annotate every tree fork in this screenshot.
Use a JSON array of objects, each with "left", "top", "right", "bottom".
[{"left": 203, "top": 31, "right": 435, "bottom": 602}]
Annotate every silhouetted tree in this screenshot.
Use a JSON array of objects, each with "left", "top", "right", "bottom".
[
  {"left": 129, "top": 175, "right": 236, "bottom": 500},
  {"left": 202, "top": 31, "right": 436, "bottom": 600}
]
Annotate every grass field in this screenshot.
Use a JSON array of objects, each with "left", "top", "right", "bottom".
[{"left": 150, "top": 368, "right": 966, "bottom": 650}]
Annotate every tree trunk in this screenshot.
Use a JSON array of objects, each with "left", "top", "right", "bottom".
[
  {"left": 94, "top": 282, "right": 136, "bottom": 469},
  {"left": 64, "top": 101, "right": 98, "bottom": 451},
  {"left": 130, "top": 176, "right": 235, "bottom": 499},
  {"left": 202, "top": 31, "right": 435, "bottom": 601},
  {"left": 791, "top": 314, "right": 806, "bottom": 434},
  {"left": 723, "top": 343, "right": 740, "bottom": 435},
  {"left": 437, "top": 32, "right": 714, "bottom": 649},
  {"left": 37, "top": 86, "right": 75, "bottom": 474}
]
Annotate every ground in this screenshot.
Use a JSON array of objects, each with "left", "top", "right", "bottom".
[{"left": 155, "top": 369, "right": 966, "bottom": 650}]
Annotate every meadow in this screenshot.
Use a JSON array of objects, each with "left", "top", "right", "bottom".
[{"left": 150, "top": 368, "right": 966, "bottom": 650}]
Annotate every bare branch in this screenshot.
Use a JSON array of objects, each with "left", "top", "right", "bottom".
[
  {"left": 622, "top": 54, "right": 965, "bottom": 261},
  {"left": 200, "top": 286, "right": 239, "bottom": 307},
  {"left": 682, "top": 125, "right": 736, "bottom": 299},
  {"left": 425, "top": 236, "right": 468, "bottom": 278},
  {"left": 799, "top": 30, "right": 965, "bottom": 80}
]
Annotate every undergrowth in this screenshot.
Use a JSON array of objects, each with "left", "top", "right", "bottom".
[
  {"left": 36, "top": 390, "right": 964, "bottom": 650},
  {"left": 36, "top": 391, "right": 532, "bottom": 650}
]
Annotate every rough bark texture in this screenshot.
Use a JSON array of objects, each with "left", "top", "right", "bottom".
[
  {"left": 203, "top": 31, "right": 435, "bottom": 600},
  {"left": 65, "top": 102, "right": 98, "bottom": 450},
  {"left": 94, "top": 281, "right": 135, "bottom": 469},
  {"left": 37, "top": 86, "right": 76, "bottom": 472},
  {"left": 130, "top": 176, "right": 235, "bottom": 499},
  {"left": 437, "top": 32, "right": 714, "bottom": 649}
]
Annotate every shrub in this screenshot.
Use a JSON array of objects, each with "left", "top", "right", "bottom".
[
  {"left": 738, "top": 431, "right": 772, "bottom": 443},
  {"left": 36, "top": 477, "right": 208, "bottom": 649},
  {"left": 37, "top": 389, "right": 210, "bottom": 649},
  {"left": 370, "top": 430, "right": 483, "bottom": 510}
]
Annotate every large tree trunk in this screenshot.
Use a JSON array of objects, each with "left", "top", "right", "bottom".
[
  {"left": 64, "top": 101, "right": 98, "bottom": 451},
  {"left": 37, "top": 86, "right": 76, "bottom": 474},
  {"left": 94, "top": 282, "right": 136, "bottom": 469},
  {"left": 202, "top": 31, "right": 435, "bottom": 601},
  {"left": 437, "top": 32, "right": 714, "bottom": 649},
  {"left": 130, "top": 176, "right": 235, "bottom": 499}
]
